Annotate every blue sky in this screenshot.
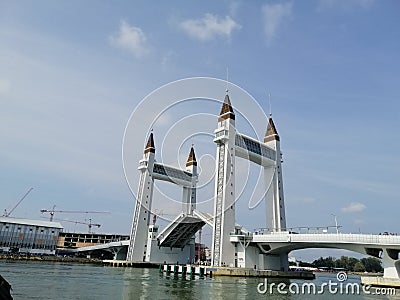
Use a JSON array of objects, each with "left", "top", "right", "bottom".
[{"left": 1, "top": 1, "right": 399, "bottom": 260}]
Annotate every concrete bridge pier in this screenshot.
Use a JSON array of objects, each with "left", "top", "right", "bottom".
[
  {"left": 383, "top": 248, "right": 400, "bottom": 279},
  {"left": 109, "top": 245, "right": 127, "bottom": 260},
  {"left": 362, "top": 247, "right": 400, "bottom": 287},
  {"left": 260, "top": 253, "right": 289, "bottom": 271}
]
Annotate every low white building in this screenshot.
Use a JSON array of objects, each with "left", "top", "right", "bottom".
[{"left": 0, "top": 216, "right": 63, "bottom": 255}]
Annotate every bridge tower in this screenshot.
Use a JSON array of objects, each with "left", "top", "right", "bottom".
[
  {"left": 264, "top": 117, "right": 286, "bottom": 231},
  {"left": 127, "top": 133, "right": 156, "bottom": 261},
  {"left": 211, "top": 93, "right": 236, "bottom": 267},
  {"left": 182, "top": 147, "right": 198, "bottom": 215},
  {"left": 127, "top": 133, "right": 200, "bottom": 262}
]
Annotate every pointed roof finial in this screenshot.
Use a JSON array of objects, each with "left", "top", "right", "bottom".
[
  {"left": 268, "top": 93, "right": 272, "bottom": 117},
  {"left": 225, "top": 66, "right": 230, "bottom": 94},
  {"left": 186, "top": 146, "right": 197, "bottom": 167},
  {"left": 264, "top": 117, "right": 280, "bottom": 142},
  {"left": 144, "top": 132, "right": 155, "bottom": 154},
  {"left": 219, "top": 94, "right": 235, "bottom": 121}
]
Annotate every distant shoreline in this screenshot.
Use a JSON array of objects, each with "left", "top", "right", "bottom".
[{"left": 0, "top": 254, "right": 102, "bottom": 264}]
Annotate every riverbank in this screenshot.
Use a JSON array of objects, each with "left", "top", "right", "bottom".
[
  {"left": 350, "top": 271, "right": 383, "bottom": 277},
  {"left": 0, "top": 254, "right": 102, "bottom": 264}
]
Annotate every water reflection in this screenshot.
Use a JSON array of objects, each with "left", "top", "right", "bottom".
[{"left": 1, "top": 261, "right": 400, "bottom": 299}]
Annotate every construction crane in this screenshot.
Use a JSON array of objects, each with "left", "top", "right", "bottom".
[
  {"left": 3, "top": 187, "right": 34, "bottom": 217},
  {"left": 40, "top": 206, "right": 110, "bottom": 221},
  {"left": 43, "top": 217, "right": 101, "bottom": 233}
]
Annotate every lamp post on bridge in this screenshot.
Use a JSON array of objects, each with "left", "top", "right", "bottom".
[{"left": 331, "top": 214, "right": 339, "bottom": 234}]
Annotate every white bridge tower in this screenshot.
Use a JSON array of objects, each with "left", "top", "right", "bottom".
[
  {"left": 264, "top": 117, "right": 286, "bottom": 231},
  {"left": 211, "top": 93, "right": 237, "bottom": 267},
  {"left": 211, "top": 93, "right": 287, "bottom": 267},
  {"left": 127, "top": 134, "right": 199, "bottom": 262}
]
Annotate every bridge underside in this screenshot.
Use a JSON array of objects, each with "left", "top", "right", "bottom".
[
  {"left": 257, "top": 242, "right": 380, "bottom": 256},
  {"left": 243, "top": 233, "right": 400, "bottom": 279},
  {"left": 257, "top": 242, "right": 400, "bottom": 279},
  {"left": 157, "top": 214, "right": 205, "bottom": 248}
]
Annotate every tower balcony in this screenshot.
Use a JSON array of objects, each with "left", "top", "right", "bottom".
[
  {"left": 138, "top": 159, "right": 148, "bottom": 170},
  {"left": 213, "top": 128, "right": 229, "bottom": 143}
]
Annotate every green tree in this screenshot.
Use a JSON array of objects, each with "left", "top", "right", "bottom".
[
  {"left": 312, "top": 256, "right": 336, "bottom": 269},
  {"left": 354, "top": 261, "right": 366, "bottom": 272},
  {"left": 361, "top": 257, "right": 383, "bottom": 273},
  {"left": 336, "top": 256, "right": 359, "bottom": 271}
]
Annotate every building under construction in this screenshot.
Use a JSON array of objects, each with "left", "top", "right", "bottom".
[{"left": 57, "top": 232, "right": 129, "bottom": 249}]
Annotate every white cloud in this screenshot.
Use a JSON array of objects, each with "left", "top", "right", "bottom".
[
  {"left": 262, "top": 2, "right": 292, "bottom": 43},
  {"left": 109, "top": 20, "right": 148, "bottom": 58},
  {"left": 180, "top": 13, "right": 241, "bottom": 41},
  {"left": 342, "top": 202, "right": 366, "bottom": 213}
]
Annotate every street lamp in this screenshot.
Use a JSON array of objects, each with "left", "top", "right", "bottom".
[{"left": 331, "top": 214, "right": 339, "bottom": 234}]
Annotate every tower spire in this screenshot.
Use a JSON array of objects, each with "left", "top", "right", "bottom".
[
  {"left": 144, "top": 132, "right": 155, "bottom": 154},
  {"left": 268, "top": 92, "right": 272, "bottom": 117},
  {"left": 264, "top": 117, "right": 280, "bottom": 142},
  {"left": 226, "top": 67, "right": 229, "bottom": 94},
  {"left": 186, "top": 146, "right": 197, "bottom": 167},
  {"left": 219, "top": 94, "right": 235, "bottom": 121}
]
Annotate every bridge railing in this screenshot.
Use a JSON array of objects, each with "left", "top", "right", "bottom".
[
  {"left": 253, "top": 231, "right": 400, "bottom": 245},
  {"left": 291, "top": 233, "right": 380, "bottom": 244},
  {"left": 254, "top": 226, "right": 341, "bottom": 235}
]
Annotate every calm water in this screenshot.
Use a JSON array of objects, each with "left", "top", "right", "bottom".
[{"left": 0, "top": 260, "right": 398, "bottom": 299}]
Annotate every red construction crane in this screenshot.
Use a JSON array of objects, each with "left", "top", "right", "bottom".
[
  {"left": 40, "top": 206, "right": 110, "bottom": 221},
  {"left": 3, "top": 187, "right": 34, "bottom": 217}
]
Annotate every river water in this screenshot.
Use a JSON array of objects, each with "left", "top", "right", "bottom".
[{"left": 0, "top": 260, "right": 398, "bottom": 299}]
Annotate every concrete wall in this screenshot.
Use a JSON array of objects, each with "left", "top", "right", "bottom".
[
  {"left": 146, "top": 239, "right": 195, "bottom": 264},
  {"left": 261, "top": 254, "right": 287, "bottom": 271},
  {"left": 244, "top": 245, "right": 260, "bottom": 269}
]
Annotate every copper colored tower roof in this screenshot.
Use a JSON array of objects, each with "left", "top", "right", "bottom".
[
  {"left": 144, "top": 133, "right": 155, "bottom": 154},
  {"left": 264, "top": 117, "right": 280, "bottom": 142},
  {"left": 218, "top": 94, "right": 235, "bottom": 121},
  {"left": 186, "top": 147, "right": 197, "bottom": 167}
]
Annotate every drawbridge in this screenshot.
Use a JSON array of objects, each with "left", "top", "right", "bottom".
[{"left": 157, "top": 213, "right": 205, "bottom": 248}]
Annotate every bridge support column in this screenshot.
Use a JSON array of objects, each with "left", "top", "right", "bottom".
[
  {"left": 261, "top": 253, "right": 289, "bottom": 271},
  {"left": 110, "top": 246, "right": 127, "bottom": 260},
  {"left": 383, "top": 248, "right": 400, "bottom": 279},
  {"left": 279, "top": 253, "right": 289, "bottom": 271}
]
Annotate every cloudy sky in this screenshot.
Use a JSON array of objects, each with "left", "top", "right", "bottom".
[{"left": 1, "top": 1, "right": 399, "bottom": 260}]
